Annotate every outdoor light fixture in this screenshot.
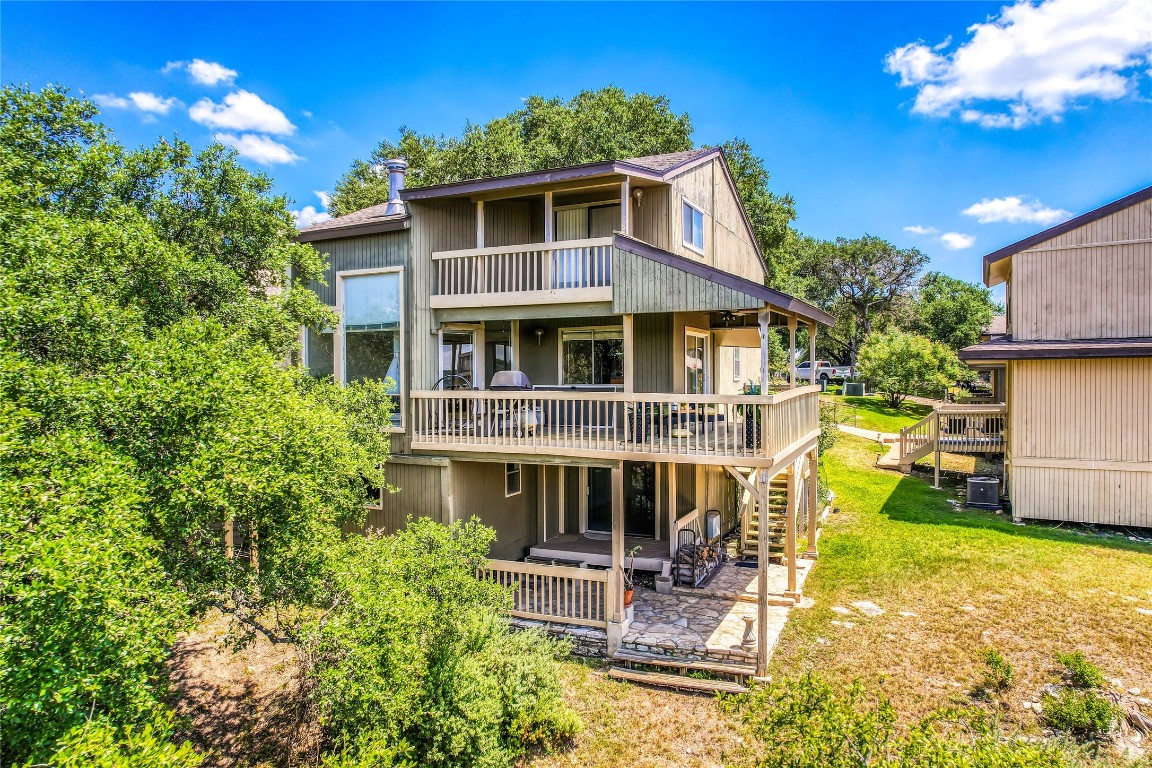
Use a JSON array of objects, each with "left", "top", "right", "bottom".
[
  {"left": 534, "top": 328, "right": 545, "bottom": 346},
  {"left": 632, "top": 187, "right": 644, "bottom": 207}
]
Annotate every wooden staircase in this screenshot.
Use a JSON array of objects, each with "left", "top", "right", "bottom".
[
  {"left": 608, "top": 648, "right": 754, "bottom": 694},
  {"left": 741, "top": 474, "right": 789, "bottom": 559}
]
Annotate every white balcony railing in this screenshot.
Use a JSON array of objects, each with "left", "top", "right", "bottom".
[
  {"left": 430, "top": 237, "right": 614, "bottom": 308},
  {"left": 482, "top": 559, "right": 609, "bottom": 628},
  {"left": 410, "top": 387, "right": 820, "bottom": 465}
]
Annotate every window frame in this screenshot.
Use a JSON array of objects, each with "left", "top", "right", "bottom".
[
  {"left": 685, "top": 327, "right": 711, "bottom": 395},
  {"left": 505, "top": 462, "right": 523, "bottom": 498},
  {"left": 335, "top": 266, "right": 406, "bottom": 432},
  {"left": 682, "top": 198, "right": 706, "bottom": 256},
  {"left": 556, "top": 324, "right": 626, "bottom": 387},
  {"left": 732, "top": 347, "right": 742, "bottom": 381}
]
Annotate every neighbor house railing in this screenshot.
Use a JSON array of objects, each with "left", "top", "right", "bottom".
[
  {"left": 482, "top": 559, "right": 608, "bottom": 628},
  {"left": 430, "top": 237, "right": 614, "bottom": 306},
  {"left": 410, "top": 386, "right": 821, "bottom": 464},
  {"left": 899, "top": 403, "right": 1007, "bottom": 468}
]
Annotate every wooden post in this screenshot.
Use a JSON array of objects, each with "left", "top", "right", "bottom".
[
  {"left": 620, "top": 179, "right": 630, "bottom": 235},
  {"left": 934, "top": 411, "right": 942, "bottom": 489},
  {"left": 755, "top": 470, "right": 771, "bottom": 677},
  {"left": 475, "top": 200, "right": 485, "bottom": 248},
  {"left": 668, "top": 462, "right": 678, "bottom": 558},
  {"left": 804, "top": 449, "right": 819, "bottom": 558},
  {"left": 622, "top": 314, "right": 634, "bottom": 393},
  {"left": 808, "top": 323, "right": 817, "bottom": 385},
  {"left": 224, "top": 518, "right": 235, "bottom": 559},
  {"left": 788, "top": 316, "right": 798, "bottom": 389},
  {"left": 542, "top": 192, "right": 553, "bottom": 290},
  {"left": 785, "top": 463, "right": 798, "bottom": 597},
  {"left": 758, "top": 307, "right": 770, "bottom": 390},
  {"left": 607, "top": 462, "right": 626, "bottom": 654},
  {"left": 557, "top": 468, "right": 566, "bottom": 534}
]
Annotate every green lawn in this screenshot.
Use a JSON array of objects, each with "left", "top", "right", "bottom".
[
  {"left": 823, "top": 394, "right": 934, "bottom": 433},
  {"left": 772, "top": 435, "right": 1152, "bottom": 727}
]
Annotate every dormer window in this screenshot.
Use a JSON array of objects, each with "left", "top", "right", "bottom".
[{"left": 683, "top": 199, "right": 704, "bottom": 254}]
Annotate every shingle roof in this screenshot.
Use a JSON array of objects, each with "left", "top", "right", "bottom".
[
  {"left": 959, "top": 335, "right": 1152, "bottom": 362},
  {"left": 296, "top": 203, "right": 409, "bottom": 242},
  {"left": 983, "top": 315, "right": 1007, "bottom": 337},
  {"left": 620, "top": 148, "right": 715, "bottom": 173}
]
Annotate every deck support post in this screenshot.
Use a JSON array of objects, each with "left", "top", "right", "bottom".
[
  {"left": 758, "top": 307, "right": 770, "bottom": 391},
  {"left": 804, "top": 449, "right": 819, "bottom": 559},
  {"left": 475, "top": 200, "right": 484, "bottom": 248},
  {"left": 785, "top": 461, "right": 799, "bottom": 599},
  {"left": 622, "top": 314, "right": 634, "bottom": 393},
  {"left": 755, "top": 470, "right": 771, "bottom": 677},
  {"left": 788, "top": 316, "right": 798, "bottom": 389},
  {"left": 607, "top": 461, "right": 626, "bottom": 655},
  {"left": 933, "top": 411, "right": 942, "bottom": 489},
  {"left": 620, "top": 179, "right": 630, "bottom": 235},
  {"left": 808, "top": 323, "right": 817, "bottom": 385}
]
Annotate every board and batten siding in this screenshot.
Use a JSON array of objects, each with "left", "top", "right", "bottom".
[
  {"left": 348, "top": 460, "right": 446, "bottom": 536},
  {"left": 1008, "top": 358, "right": 1152, "bottom": 527},
  {"left": 452, "top": 461, "right": 539, "bottom": 561},
  {"left": 612, "top": 248, "right": 762, "bottom": 315},
  {"left": 307, "top": 230, "right": 410, "bottom": 307},
  {"left": 666, "top": 158, "right": 764, "bottom": 282},
  {"left": 1010, "top": 198, "right": 1152, "bottom": 341}
]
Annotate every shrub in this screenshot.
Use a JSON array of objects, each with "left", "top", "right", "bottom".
[
  {"left": 978, "top": 648, "right": 1014, "bottom": 695},
  {"left": 305, "top": 518, "right": 580, "bottom": 767},
  {"left": 1054, "top": 652, "right": 1106, "bottom": 690},
  {"left": 722, "top": 674, "right": 1074, "bottom": 767},
  {"left": 1040, "top": 687, "right": 1119, "bottom": 740},
  {"left": 855, "top": 330, "right": 966, "bottom": 408},
  {"left": 818, "top": 401, "right": 840, "bottom": 456},
  {"left": 26, "top": 715, "right": 203, "bottom": 768}
]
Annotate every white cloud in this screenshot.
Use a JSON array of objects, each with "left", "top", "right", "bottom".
[
  {"left": 940, "top": 232, "right": 977, "bottom": 250},
  {"left": 215, "top": 133, "right": 301, "bottom": 165},
  {"left": 163, "top": 59, "right": 238, "bottom": 86},
  {"left": 903, "top": 225, "right": 938, "bottom": 235},
  {"left": 190, "top": 90, "right": 295, "bottom": 135},
  {"left": 315, "top": 190, "right": 331, "bottom": 209},
  {"left": 885, "top": 0, "right": 1152, "bottom": 128},
  {"left": 292, "top": 192, "right": 333, "bottom": 228},
  {"left": 962, "top": 196, "right": 1073, "bottom": 225},
  {"left": 95, "top": 91, "right": 179, "bottom": 115}
]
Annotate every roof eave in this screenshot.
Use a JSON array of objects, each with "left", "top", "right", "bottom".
[{"left": 295, "top": 216, "right": 410, "bottom": 243}]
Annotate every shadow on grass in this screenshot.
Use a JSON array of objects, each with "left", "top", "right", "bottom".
[{"left": 877, "top": 470, "right": 1152, "bottom": 556}]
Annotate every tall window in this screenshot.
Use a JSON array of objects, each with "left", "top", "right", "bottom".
[
  {"left": 732, "top": 348, "right": 742, "bottom": 381},
  {"left": 341, "top": 270, "right": 402, "bottom": 426},
  {"left": 686, "top": 329, "right": 709, "bottom": 395},
  {"left": 562, "top": 328, "right": 623, "bottom": 386},
  {"left": 485, "top": 321, "right": 514, "bottom": 378},
  {"left": 683, "top": 200, "right": 705, "bottom": 253},
  {"left": 440, "top": 329, "right": 474, "bottom": 389}
]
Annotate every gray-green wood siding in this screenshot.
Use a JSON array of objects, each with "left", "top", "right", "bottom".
[
  {"left": 611, "top": 248, "right": 762, "bottom": 315},
  {"left": 348, "top": 461, "right": 444, "bottom": 535},
  {"left": 307, "top": 230, "right": 410, "bottom": 306},
  {"left": 452, "top": 460, "right": 539, "bottom": 560}
]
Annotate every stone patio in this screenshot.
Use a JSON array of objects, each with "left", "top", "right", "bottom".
[{"left": 623, "top": 559, "right": 814, "bottom": 665}]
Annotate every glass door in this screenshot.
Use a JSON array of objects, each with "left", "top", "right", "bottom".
[
  {"left": 686, "top": 329, "right": 710, "bottom": 395},
  {"left": 586, "top": 467, "right": 612, "bottom": 532},
  {"left": 440, "top": 328, "right": 475, "bottom": 389}
]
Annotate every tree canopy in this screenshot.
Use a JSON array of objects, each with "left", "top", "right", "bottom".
[
  {"left": 328, "top": 86, "right": 798, "bottom": 282},
  {"left": 855, "top": 330, "right": 967, "bottom": 408},
  {"left": 902, "top": 271, "right": 1000, "bottom": 351}
]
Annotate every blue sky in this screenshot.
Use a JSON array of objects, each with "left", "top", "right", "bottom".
[{"left": 4, "top": 1, "right": 1150, "bottom": 287}]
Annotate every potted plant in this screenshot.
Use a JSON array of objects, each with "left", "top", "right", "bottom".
[{"left": 622, "top": 545, "right": 642, "bottom": 606}]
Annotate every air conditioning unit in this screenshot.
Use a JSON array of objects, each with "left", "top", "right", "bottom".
[
  {"left": 966, "top": 476, "right": 1001, "bottom": 510},
  {"left": 843, "top": 382, "right": 866, "bottom": 396}
]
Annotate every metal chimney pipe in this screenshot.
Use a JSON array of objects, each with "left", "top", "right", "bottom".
[{"left": 383, "top": 158, "right": 408, "bottom": 216}]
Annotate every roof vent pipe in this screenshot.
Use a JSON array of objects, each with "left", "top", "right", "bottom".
[{"left": 383, "top": 158, "right": 408, "bottom": 216}]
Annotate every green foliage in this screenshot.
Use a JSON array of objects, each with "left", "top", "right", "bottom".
[
  {"left": 856, "top": 330, "right": 966, "bottom": 407},
  {"left": 1040, "top": 687, "right": 1118, "bottom": 740},
  {"left": 1055, "top": 652, "right": 1107, "bottom": 690},
  {"left": 903, "top": 272, "right": 1001, "bottom": 351},
  {"left": 789, "top": 235, "right": 929, "bottom": 364},
  {"left": 0, "top": 85, "right": 394, "bottom": 763},
  {"left": 328, "top": 87, "right": 797, "bottom": 277},
  {"left": 25, "top": 716, "right": 204, "bottom": 768},
  {"left": 979, "top": 649, "right": 1014, "bottom": 695},
  {"left": 305, "top": 518, "right": 580, "bottom": 767},
  {"left": 818, "top": 401, "right": 840, "bottom": 455},
  {"left": 724, "top": 674, "right": 1073, "bottom": 767}
]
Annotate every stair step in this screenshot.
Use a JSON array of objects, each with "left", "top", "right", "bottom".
[
  {"left": 607, "top": 666, "right": 748, "bottom": 694},
  {"left": 612, "top": 648, "right": 756, "bottom": 678}
]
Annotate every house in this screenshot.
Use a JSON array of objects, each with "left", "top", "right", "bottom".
[
  {"left": 958, "top": 186, "right": 1152, "bottom": 528},
  {"left": 295, "top": 148, "right": 834, "bottom": 674}
]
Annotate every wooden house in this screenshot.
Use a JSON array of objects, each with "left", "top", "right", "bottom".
[
  {"left": 296, "top": 148, "right": 833, "bottom": 673},
  {"left": 959, "top": 186, "right": 1152, "bottom": 528}
]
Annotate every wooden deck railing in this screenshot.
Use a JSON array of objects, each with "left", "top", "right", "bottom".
[
  {"left": 482, "top": 559, "right": 609, "bottom": 628},
  {"left": 431, "top": 237, "right": 614, "bottom": 306},
  {"left": 899, "top": 403, "right": 1007, "bottom": 468},
  {"left": 410, "top": 386, "right": 822, "bottom": 465}
]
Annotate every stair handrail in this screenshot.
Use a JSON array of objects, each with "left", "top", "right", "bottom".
[{"left": 899, "top": 411, "right": 939, "bottom": 463}]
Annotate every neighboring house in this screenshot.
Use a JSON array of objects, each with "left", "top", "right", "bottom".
[
  {"left": 958, "top": 186, "right": 1152, "bottom": 529},
  {"left": 296, "top": 147, "right": 833, "bottom": 670}
]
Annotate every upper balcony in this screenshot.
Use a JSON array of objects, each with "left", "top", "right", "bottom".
[{"left": 430, "top": 236, "right": 615, "bottom": 309}]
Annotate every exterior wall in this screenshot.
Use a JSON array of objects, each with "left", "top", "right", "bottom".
[
  {"left": 350, "top": 460, "right": 446, "bottom": 535},
  {"left": 667, "top": 158, "right": 764, "bottom": 282},
  {"left": 714, "top": 345, "right": 763, "bottom": 394},
  {"left": 612, "top": 249, "right": 762, "bottom": 315},
  {"left": 307, "top": 230, "right": 410, "bottom": 307},
  {"left": 451, "top": 460, "right": 540, "bottom": 560},
  {"left": 632, "top": 185, "right": 671, "bottom": 251},
  {"left": 1007, "top": 358, "right": 1152, "bottom": 527},
  {"left": 1009, "top": 198, "right": 1152, "bottom": 341}
]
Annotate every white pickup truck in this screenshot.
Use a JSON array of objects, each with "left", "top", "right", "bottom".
[{"left": 795, "top": 360, "right": 854, "bottom": 383}]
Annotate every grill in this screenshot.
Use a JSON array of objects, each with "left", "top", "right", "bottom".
[{"left": 489, "top": 370, "right": 533, "bottom": 390}]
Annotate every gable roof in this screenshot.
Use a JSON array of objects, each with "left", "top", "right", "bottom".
[
  {"left": 397, "top": 147, "right": 721, "bottom": 201},
  {"left": 982, "top": 185, "right": 1152, "bottom": 286},
  {"left": 295, "top": 205, "right": 409, "bottom": 242}
]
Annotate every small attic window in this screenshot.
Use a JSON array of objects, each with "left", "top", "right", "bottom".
[{"left": 683, "top": 200, "right": 704, "bottom": 254}]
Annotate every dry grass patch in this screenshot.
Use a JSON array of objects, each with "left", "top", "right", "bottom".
[
  {"left": 773, "top": 436, "right": 1152, "bottom": 729},
  {"left": 527, "top": 660, "right": 745, "bottom": 768}
]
